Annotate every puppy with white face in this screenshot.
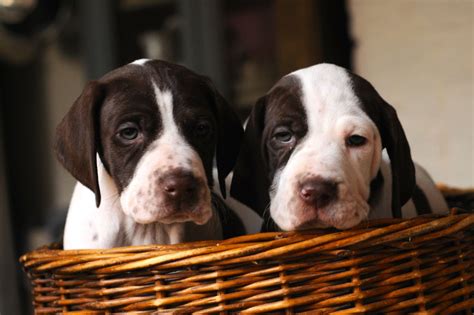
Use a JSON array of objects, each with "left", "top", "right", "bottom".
[
  {"left": 231, "top": 63, "right": 447, "bottom": 231},
  {"left": 57, "top": 59, "right": 244, "bottom": 249}
]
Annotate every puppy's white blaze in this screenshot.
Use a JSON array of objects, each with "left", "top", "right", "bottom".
[
  {"left": 270, "top": 64, "right": 381, "bottom": 230},
  {"left": 154, "top": 84, "right": 176, "bottom": 133},
  {"left": 120, "top": 83, "right": 212, "bottom": 225},
  {"left": 131, "top": 58, "right": 151, "bottom": 66}
]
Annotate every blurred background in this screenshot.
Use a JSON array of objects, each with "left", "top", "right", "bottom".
[{"left": 0, "top": 0, "right": 471, "bottom": 313}]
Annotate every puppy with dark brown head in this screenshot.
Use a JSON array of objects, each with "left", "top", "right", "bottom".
[
  {"left": 231, "top": 63, "right": 447, "bottom": 231},
  {"left": 57, "top": 59, "right": 243, "bottom": 249}
]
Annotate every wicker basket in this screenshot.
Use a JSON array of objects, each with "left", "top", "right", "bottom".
[
  {"left": 438, "top": 184, "right": 474, "bottom": 211},
  {"left": 21, "top": 209, "right": 474, "bottom": 314}
]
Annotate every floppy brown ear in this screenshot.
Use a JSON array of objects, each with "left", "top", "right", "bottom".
[
  {"left": 55, "top": 81, "right": 104, "bottom": 207},
  {"left": 352, "top": 73, "right": 416, "bottom": 218},
  {"left": 230, "top": 96, "right": 270, "bottom": 216},
  {"left": 377, "top": 100, "right": 416, "bottom": 217},
  {"left": 209, "top": 83, "right": 244, "bottom": 198}
]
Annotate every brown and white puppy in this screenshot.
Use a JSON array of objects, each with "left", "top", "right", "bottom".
[
  {"left": 56, "top": 59, "right": 244, "bottom": 249},
  {"left": 231, "top": 63, "right": 448, "bottom": 231}
]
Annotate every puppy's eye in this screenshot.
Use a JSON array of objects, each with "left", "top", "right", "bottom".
[
  {"left": 346, "top": 135, "right": 367, "bottom": 147},
  {"left": 118, "top": 123, "right": 140, "bottom": 141},
  {"left": 195, "top": 121, "right": 211, "bottom": 137},
  {"left": 273, "top": 127, "right": 294, "bottom": 143}
]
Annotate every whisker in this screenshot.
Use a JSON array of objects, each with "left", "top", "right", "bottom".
[
  {"left": 109, "top": 195, "right": 121, "bottom": 208},
  {"left": 262, "top": 203, "right": 275, "bottom": 231},
  {"left": 102, "top": 192, "right": 120, "bottom": 201}
]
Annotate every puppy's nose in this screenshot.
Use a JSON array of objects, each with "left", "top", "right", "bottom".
[
  {"left": 299, "top": 179, "right": 338, "bottom": 208},
  {"left": 161, "top": 171, "right": 198, "bottom": 201}
]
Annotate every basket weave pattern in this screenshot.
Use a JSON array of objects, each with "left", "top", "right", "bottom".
[{"left": 21, "top": 212, "right": 474, "bottom": 314}]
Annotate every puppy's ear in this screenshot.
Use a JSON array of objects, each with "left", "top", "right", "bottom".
[
  {"left": 207, "top": 81, "right": 244, "bottom": 198},
  {"left": 55, "top": 81, "right": 104, "bottom": 207},
  {"left": 230, "top": 96, "right": 270, "bottom": 216},
  {"left": 353, "top": 74, "right": 416, "bottom": 218},
  {"left": 377, "top": 100, "right": 416, "bottom": 217}
]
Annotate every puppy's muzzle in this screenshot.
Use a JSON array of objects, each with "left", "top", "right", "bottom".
[
  {"left": 298, "top": 178, "right": 338, "bottom": 208},
  {"left": 159, "top": 170, "right": 202, "bottom": 211}
]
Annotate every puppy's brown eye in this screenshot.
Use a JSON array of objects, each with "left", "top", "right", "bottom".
[
  {"left": 195, "top": 121, "right": 211, "bottom": 137},
  {"left": 346, "top": 135, "right": 367, "bottom": 147},
  {"left": 118, "top": 123, "right": 140, "bottom": 141},
  {"left": 273, "top": 127, "right": 294, "bottom": 143}
]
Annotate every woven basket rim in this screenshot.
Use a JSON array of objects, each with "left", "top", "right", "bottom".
[
  {"left": 20, "top": 214, "right": 444, "bottom": 255},
  {"left": 20, "top": 212, "right": 473, "bottom": 273},
  {"left": 437, "top": 183, "right": 474, "bottom": 196}
]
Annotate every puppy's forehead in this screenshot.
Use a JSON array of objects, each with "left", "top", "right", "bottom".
[
  {"left": 289, "top": 63, "right": 365, "bottom": 120},
  {"left": 101, "top": 64, "right": 149, "bottom": 90},
  {"left": 138, "top": 59, "right": 210, "bottom": 99},
  {"left": 101, "top": 59, "right": 207, "bottom": 95},
  {"left": 97, "top": 60, "right": 212, "bottom": 120}
]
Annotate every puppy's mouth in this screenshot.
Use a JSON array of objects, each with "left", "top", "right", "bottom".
[
  {"left": 272, "top": 187, "right": 370, "bottom": 231},
  {"left": 120, "top": 167, "right": 213, "bottom": 225},
  {"left": 131, "top": 204, "right": 213, "bottom": 225},
  {"left": 158, "top": 205, "right": 213, "bottom": 225},
  {"left": 121, "top": 186, "right": 213, "bottom": 225},
  {"left": 291, "top": 198, "right": 369, "bottom": 230},
  {"left": 270, "top": 159, "right": 373, "bottom": 230},
  {"left": 286, "top": 207, "right": 331, "bottom": 230}
]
